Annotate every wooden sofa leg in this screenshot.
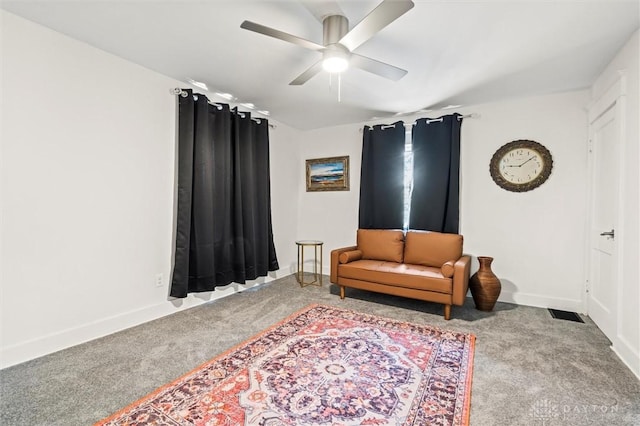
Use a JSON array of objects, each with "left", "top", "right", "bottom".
[
  {"left": 444, "top": 304, "right": 452, "bottom": 320},
  {"left": 339, "top": 286, "right": 345, "bottom": 299}
]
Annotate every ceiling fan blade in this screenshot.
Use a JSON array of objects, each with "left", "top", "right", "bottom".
[
  {"left": 289, "top": 61, "right": 324, "bottom": 85},
  {"left": 339, "top": 0, "right": 414, "bottom": 52},
  {"left": 240, "top": 21, "right": 324, "bottom": 51},
  {"left": 350, "top": 54, "right": 408, "bottom": 81}
]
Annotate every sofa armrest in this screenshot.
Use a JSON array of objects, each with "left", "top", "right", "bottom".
[
  {"left": 452, "top": 255, "right": 471, "bottom": 306},
  {"left": 330, "top": 246, "right": 357, "bottom": 283}
]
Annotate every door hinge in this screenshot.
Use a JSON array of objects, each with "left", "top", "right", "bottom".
[{"left": 585, "top": 280, "right": 590, "bottom": 294}]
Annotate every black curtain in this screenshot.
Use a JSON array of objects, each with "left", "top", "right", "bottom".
[
  {"left": 170, "top": 90, "right": 279, "bottom": 298},
  {"left": 358, "top": 121, "right": 406, "bottom": 229},
  {"left": 409, "top": 114, "right": 462, "bottom": 233}
]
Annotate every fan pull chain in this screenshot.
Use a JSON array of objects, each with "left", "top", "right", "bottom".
[{"left": 328, "top": 73, "right": 342, "bottom": 103}]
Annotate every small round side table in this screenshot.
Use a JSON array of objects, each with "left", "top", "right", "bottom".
[{"left": 296, "top": 240, "right": 323, "bottom": 287}]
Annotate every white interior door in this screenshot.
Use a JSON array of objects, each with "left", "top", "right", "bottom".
[{"left": 587, "top": 105, "right": 619, "bottom": 340}]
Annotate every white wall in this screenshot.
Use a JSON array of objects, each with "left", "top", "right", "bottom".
[
  {"left": 459, "top": 92, "right": 589, "bottom": 311},
  {"left": 270, "top": 123, "right": 303, "bottom": 275},
  {"left": 297, "top": 91, "right": 590, "bottom": 312},
  {"left": 590, "top": 30, "right": 639, "bottom": 377},
  {"left": 297, "top": 123, "right": 365, "bottom": 257},
  {"left": 0, "top": 11, "right": 298, "bottom": 368}
]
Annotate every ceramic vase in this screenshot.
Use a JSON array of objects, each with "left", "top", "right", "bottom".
[{"left": 469, "top": 256, "right": 501, "bottom": 311}]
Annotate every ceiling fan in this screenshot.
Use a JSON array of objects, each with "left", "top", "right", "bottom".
[{"left": 240, "top": 0, "right": 415, "bottom": 85}]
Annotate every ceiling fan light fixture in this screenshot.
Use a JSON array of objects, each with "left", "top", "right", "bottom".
[
  {"left": 322, "top": 47, "right": 349, "bottom": 73},
  {"left": 323, "top": 56, "right": 349, "bottom": 73}
]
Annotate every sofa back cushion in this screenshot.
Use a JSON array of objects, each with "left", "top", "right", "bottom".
[
  {"left": 357, "top": 229, "right": 404, "bottom": 263},
  {"left": 404, "top": 230, "right": 463, "bottom": 267}
]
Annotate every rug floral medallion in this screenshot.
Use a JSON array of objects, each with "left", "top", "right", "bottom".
[{"left": 96, "top": 304, "right": 475, "bottom": 426}]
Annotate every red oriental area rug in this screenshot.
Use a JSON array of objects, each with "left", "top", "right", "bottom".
[{"left": 96, "top": 304, "right": 475, "bottom": 426}]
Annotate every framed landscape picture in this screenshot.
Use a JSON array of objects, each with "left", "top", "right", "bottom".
[{"left": 306, "top": 156, "right": 350, "bottom": 192}]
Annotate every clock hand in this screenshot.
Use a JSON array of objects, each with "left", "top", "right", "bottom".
[{"left": 518, "top": 156, "right": 535, "bottom": 167}]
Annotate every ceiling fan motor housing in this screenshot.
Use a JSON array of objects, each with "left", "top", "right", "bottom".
[{"left": 323, "top": 15, "right": 349, "bottom": 46}]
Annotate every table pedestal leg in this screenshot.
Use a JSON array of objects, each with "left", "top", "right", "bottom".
[{"left": 296, "top": 242, "right": 322, "bottom": 287}]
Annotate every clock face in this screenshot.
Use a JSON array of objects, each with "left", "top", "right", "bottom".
[
  {"left": 498, "top": 148, "right": 544, "bottom": 184},
  {"left": 490, "top": 140, "right": 553, "bottom": 192}
]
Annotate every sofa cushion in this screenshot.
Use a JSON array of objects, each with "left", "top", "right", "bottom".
[
  {"left": 338, "top": 260, "right": 452, "bottom": 293},
  {"left": 404, "top": 231, "right": 463, "bottom": 268},
  {"left": 339, "top": 250, "right": 363, "bottom": 264},
  {"left": 357, "top": 229, "right": 404, "bottom": 263}
]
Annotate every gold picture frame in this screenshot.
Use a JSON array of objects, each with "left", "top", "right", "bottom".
[{"left": 306, "top": 156, "right": 350, "bottom": 192}]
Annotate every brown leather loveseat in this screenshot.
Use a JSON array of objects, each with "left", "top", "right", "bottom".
[{"left": 330, "top": 229, "right": 471, "bottom": 320}]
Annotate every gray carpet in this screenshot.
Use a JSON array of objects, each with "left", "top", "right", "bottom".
[{"left": 1, "top": 274, "right": 639, "bottom": 425}]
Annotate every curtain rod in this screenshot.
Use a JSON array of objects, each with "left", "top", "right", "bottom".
[
  {"left": 171, "top": 88, "right": 275, "bottom": 128},
  {"left": 361, "top": 113, "right": 479, "bottom": 132}
]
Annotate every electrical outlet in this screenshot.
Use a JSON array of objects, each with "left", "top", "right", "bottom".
[{"left": 155, "top": 273, "right": 163, "bottom": 288}]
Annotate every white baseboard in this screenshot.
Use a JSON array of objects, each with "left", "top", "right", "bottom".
[
  {"left": 612, "top": 336, "right": 640, "bottom": 380},
  {"left": 0, "top": 272, "right": 289, "bottom": 369},
  {"left": 494, "top": 290, "right": 584, "bottom": 313}
]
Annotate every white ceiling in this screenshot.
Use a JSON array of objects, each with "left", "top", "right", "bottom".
[{"left": 2, "top": 0, "right": 639, "bottom": 130}]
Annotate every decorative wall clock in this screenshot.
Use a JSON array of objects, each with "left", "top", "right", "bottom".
[{"left": 489, "top": 140, "right": 553, "bottom": 192}]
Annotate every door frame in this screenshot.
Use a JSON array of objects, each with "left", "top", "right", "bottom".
[{"left": 584, "top": 71, "right": 627, "bottom": 344}]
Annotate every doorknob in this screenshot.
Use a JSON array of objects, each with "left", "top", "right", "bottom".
[{"left": 599, "top": 229, "right": 615, "bottom": 238}]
